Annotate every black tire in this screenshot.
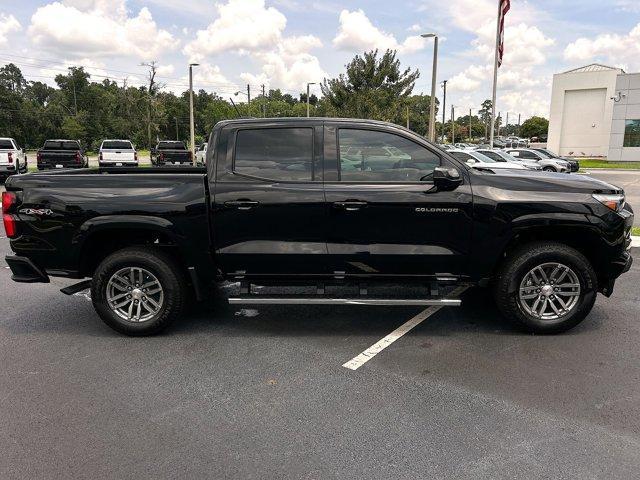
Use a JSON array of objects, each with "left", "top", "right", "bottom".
[
  {"left": 91, "top": 247, "right": 187, "bottom": 336},
  {"left": 494, "top": 242, "right": 597, "bottom": 334},
  {"left": 543, "top": 166, "right": 556, "bottom": 172}
]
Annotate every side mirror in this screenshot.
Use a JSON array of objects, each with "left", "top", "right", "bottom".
[{"left": 433, "top": 166, "right": 462, "bottom": 191}]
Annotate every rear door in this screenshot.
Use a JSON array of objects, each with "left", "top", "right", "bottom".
[
  {"left": 323, "top": 123, "right": 473, "bottom": 278},
  {"left": 211, "top": 121, "right": 327, "bottom": 277}
]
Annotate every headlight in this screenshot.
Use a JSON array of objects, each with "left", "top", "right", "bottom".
[{"left": 592, "top": 193, "right": 625, "bottom": 212}]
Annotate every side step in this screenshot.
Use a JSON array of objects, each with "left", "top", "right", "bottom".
[{"left": 228, "top": 297, "right": 461, "bottom": 306}]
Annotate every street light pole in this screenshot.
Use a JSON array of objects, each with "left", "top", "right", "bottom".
[
  {"left": 421, "top": 33, "right": 439, "bottom": 142},
  {"left": 451, "top": 105, "right": 456, "bottom": 144},
  {"left": 306, "top": 82, "right": 316, "bottom": 117},
  {"left": 441, "top": 80, "right": 448, "bottom": 143},
  {"left": 189, "top": 63, "right": 199, "bottom": 166}
]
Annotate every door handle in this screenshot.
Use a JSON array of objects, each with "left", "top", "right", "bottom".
[
  {"left": 224, "top": 200, "right": 260, "bottom": 211},
  {"left": 333, "top": 200, "right": 368, "bottom": 212}
]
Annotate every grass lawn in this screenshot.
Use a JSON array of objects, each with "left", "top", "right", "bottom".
[
  {"left": 632, "top": 227, "right": 640, "bottom": 237},
  {"left": 579, "top": 159, "right": 640, "bottom": 169}
]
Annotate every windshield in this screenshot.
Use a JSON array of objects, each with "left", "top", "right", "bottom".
[
  {"left": 471, "top": 152, "right": 497, "bottom": 163},
  {"left": 158, "top": 141, "right": 186, "bottom": 150},
  {"left": 0, "top": 140, "right": 14, "bottom": 149},
  {"left": 102, "top": 141, "right": 133, "bottom": 150},
  {"left": 43, "top": 140, "right": 80, "bottom": 150},
  {"left": 535, "top": 149, "right": 556, "bottom": 158}
]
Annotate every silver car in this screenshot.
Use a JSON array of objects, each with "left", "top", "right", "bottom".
[
  {"left": 476, "top": 149, "right": 542, "bottom": 171},
  {"left": 448, "top": 150, "right": 528, "bottom": 171},
  {"left": 505, "top": 148, "right": 570, "bottom": 173}
]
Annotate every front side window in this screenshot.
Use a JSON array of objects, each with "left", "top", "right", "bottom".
[
  {"left": 624, "top": 120, "right": 640, "bottom": 147},
  {"left": 234, "top": 128, "right": 314, "bottom": 182},
  {"left": 338, "top": 129, "right": 440, "bottom": 182}
]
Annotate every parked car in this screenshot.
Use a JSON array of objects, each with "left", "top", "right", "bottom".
[
  {"left": 531, "top": 148, "right": 580, "bottom": 172},
  {"left": 476, "top": 149, "right": 542, "bottom": 171},
  {"left": 195, "top": 142, "right": 207, "bottom": 165},
  {"left": 449, "top": 149, "right": 529, "bottom": 171},
  {"left": 505, "top": 148, "right": 570, "bottom": 173},
  {"left": 99, "top": 139, "right": 138, "bottom": 167},
  {"left": 36, "top": 139, "right": 88, "bottom": 170},
  {"left": 0, "top": 137, "right": 28, "bottom": 179},
  {"left": 3, "top": 118, "right": 633, "bottom": 336},
  {"left": 151, "top": 141, "right": 192, "bottom": 166}
]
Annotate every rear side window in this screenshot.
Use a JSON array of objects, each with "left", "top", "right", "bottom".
[
  {"left": 0, "top": 140, "right": 14, "bottom": 149},
  {"left": 234, "top": 128, "right": 314, "bottom": 182},
  {"left": 338, "top": 129, "right": 440, "bottom": 182},
  {"left": 102, "top": 141, "right": 133, "bottom": 150},
  {"left": 43, "top": 140, "right": 80, "bottom": 150}
]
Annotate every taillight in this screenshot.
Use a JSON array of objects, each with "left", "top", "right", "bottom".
[
  {"left": 75, "top": 152, "right": 82, "bottom": 164},
  {"left": 7, "top": 152, "right": 13, "bottom": 164},
  {"left": 37, "top": 152, "right": 42, "bottom": 162},
  {"left": 99, "top": 152, "right": 103, "bottom": 161},
  {"left": 3, "top": 214, "right": 16, "bottom": 238},
  {"left": 134, "top": 151, "right": 138, "bottom": 161},
  {"left": 159, "top": 152, "right": 165, "bottom": 162},
  {"left": 2, "top": 191, "right": 16, "bottom": 212}
]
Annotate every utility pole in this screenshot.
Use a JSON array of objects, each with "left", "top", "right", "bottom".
[
  {"left": 506, "top": 112, "right": 510, "bottom": 136},
  {"left": 451, "top": 105, "right": 456, "bottom": 144},
  {"left": 262, "top": 84, "right": 266, "bottom": 118},
  {"left": 175, "top": 117, "right": 179, "bottom": 140},
  {"left": 469, "top": 108, "right": 472, "bottom": 142},
  {"left": 406, "top": 104, "right": 410, "bottom": 129},
  {"left": 518, "top": 113, "right": 521, "bottom": 136},
  {"left": 247, "top": 84, "right": 251, "bottom": 116},
  {"left": 306, "top": 82, "right": 316, "bottom": 117},
  {"left": 441, "top": 80, "right": 448, "bottom": 143},
  {"left": 189, "top": 63, "right": 199, "bottom": 166}
]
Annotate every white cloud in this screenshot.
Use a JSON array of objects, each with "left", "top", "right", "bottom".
[
  {"left": 28, "top": 0, "right": 177, "bottom": 59},
  {"left": 183, "top": 0, "right": 286, "bottom": 62},
  {"left": 183, "top": 0, "right": 326, "bottom": 92},
  {"left": 564, "top": 23, "right": 640, "bottom": 71},
  {"left": 0, "top": 13, "right": 21, "bottom": 47},
  {"left": 156, "top": 64, "right": 175, "bottom": 76},
  {"left": 333, "top": 9, "right": 426, "bottom": 54}
]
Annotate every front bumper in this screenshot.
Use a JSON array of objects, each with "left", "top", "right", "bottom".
[{"left": 5, "top": 256, "right": 50, "bottom": 283}]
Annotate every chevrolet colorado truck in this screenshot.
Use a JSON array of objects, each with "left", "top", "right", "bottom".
[{"left": 3, "top": 118, "right": 634, "bottom": 336}]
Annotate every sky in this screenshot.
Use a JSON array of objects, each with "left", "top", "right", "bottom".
[{"left": 0, "top": 0, "right": 639, "bottom": 122}]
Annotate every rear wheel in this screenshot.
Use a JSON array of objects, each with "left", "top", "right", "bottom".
[
  {"left": 91, "top": 247, "right": 187, "bottom": 336},
  {"left": 494, "top": 242, "right": 597, "bottom": 333}
]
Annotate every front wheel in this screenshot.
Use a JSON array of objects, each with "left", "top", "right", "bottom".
[
  {"left": 494, "top": 242, "right": 597, "bottom": 334},
  {"left": 91, "top": 247, "right": 187, "bottom": 336},
  {"left": 543, "top": 166, "right": 556, "bottom": 172}
]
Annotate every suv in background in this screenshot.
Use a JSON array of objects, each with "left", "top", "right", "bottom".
[
  {"left": 505, "top": 148, "right": 570, "bottom": 173},
  {"left": 0, "top": 138, "right": 27, "bottom": 179},
  {"left": 531, "top": 148, "right": 580, "bottom": 172},
  {"left": 476, "top": 149, "right": 542, "bottom": 171}
]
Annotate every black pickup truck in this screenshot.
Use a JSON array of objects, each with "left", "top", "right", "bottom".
[
  {"left": 3, "top": 118, "right": 634, "bottom": 336},
  {"left": 36, "top": 139, "right": 88, "bottom": 170},
  {"left": 151, "top": 140, "right": 193, "bottom": 166}
]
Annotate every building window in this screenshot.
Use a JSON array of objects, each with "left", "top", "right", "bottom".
[{"left": 624, "top": 120, "right": 640, "bottom": 148}]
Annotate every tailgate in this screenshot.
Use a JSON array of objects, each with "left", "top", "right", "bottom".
[
  {"left": 102, "top": 150, "right": 136, "bottom": 163},
  {"left": 0, "top": 152, "right": 10, "bottom": 166},
  {"left": 39, "top": 151, "right": 81, "bottom": 168}
]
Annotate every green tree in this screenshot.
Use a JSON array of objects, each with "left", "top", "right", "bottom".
[
  {"left": 520, "top": 116, "right": 549, "bottom": 139},
  {"left": 321, "top": 49, "right": 419, "bottom": 121},
  {"left": 478, "top": 99, "right": 493, "bottom": 140}
]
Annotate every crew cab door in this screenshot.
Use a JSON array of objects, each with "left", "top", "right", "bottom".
[
  {"left": 323, "top": 123, "right": 473, "bottom": 278},
  {"left": 211, "top": 122, "right": 327, "bottom": 276}
]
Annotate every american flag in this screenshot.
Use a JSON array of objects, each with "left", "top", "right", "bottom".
[{"left": 497, "top": 0, "right": 511, "bottom": 67}]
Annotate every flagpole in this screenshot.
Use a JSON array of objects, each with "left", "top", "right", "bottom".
[{"left": 489, "top": 0, "right": 502, "bottom": 148}]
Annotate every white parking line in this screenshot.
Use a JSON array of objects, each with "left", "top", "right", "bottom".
[{"left": 342, "top": 286, "right": 468, "bottom": 371}]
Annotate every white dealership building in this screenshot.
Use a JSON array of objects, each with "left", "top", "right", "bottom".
[{"left": 547, "top": 64, "right": 640, "bottom": 161}]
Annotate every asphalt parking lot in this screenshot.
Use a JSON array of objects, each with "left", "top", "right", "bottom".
[{"left": 1, "top": 229, "right": 640, "bottom": 477}]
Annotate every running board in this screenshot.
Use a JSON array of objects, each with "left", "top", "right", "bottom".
[{"left": 228, "top": 297, "right": 462, "bottom": 306}]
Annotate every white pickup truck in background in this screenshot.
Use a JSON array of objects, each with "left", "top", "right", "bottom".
[
  {"left": 98, "top": 139, "right": 138, "bottom": 167},
  {"left": 195, "top": 142, "right": 207, "bottom": 165},
  {"left": 0, "top": 137, "right": 27, "bottom": 179}
]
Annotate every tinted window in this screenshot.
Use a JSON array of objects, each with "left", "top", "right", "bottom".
[
  {"left": 234, "top": 128, "right": 314, "bottom": 182},
  {"left": 338, "top": 129, "right": 440, "bottom": 182},
  {"left": 519, "top": 151, "right": 538, "bottom": 159},
  {"left": 624, "top": 120, "right": 640, "bottom": 147},
  {"left": 158, "top": 141, "right": 186, "bottom": 150},
  {"left": 507, "top": 150, "right": 520, "bottom": 157},
  {"left": 43, "top": 140, "right": 80, "bottom": 150},
  {"left": 479, "top": 151, "right": 504, "bottom": 162},
  {"left": 0, "top": 140, "right": 14, "bottom": 149},
  {"left": 102, "top": 141, "right": 133, "bottom": 150}
]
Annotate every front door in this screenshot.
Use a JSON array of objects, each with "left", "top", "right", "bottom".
[
  {"left": 323, "top": 124, "right": 473, "bottom": 279},
  {"left": 212, "top": 122, "right": 328, "bottom": 277}
]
